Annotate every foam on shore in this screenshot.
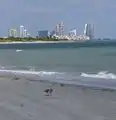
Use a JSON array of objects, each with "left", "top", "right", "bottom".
[
  {"left": 0, "top": 41, "right": 76, "bottom": 44},
  {"left": 0, "top": 69, "right": 116, "bottom": 91}
]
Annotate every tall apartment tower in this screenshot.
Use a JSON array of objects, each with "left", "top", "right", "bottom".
[
  {"left": 91, "top": 24, "right": 94, "bottom": 39},
  {"left": 55, "top": 24, "right": 59, "bottom": 35},
  {"left": 20, "top": 25, "right": 24, "bottom": 38},
  {"left": 55, "top": 22, "right": 64, "bottom": 36},
  {"left": 84, "top": 24, "right": 94, "bottom": 39},
  {"left": 23, "top": 29, "right": 28, "bottom": 37},
  {"left": 8, "top": 28, "right": 17, "bottom": 37},
  {"left": 59, "top": 22, "right": 64, "bottom": 36}
]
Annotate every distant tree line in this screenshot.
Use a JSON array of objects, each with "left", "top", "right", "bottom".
[{"left": 0, "top": 36, "right": 62, "bottom": 42}]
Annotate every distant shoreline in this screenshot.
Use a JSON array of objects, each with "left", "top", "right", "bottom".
[
  {"left": 0, "top": 40, "right": 77, "bottom": 44},
  {"left": 0, "top": 40, "right": 115, "bottom": 49},
  {"left": 0, "top": 40, "right": 91, "bottom": 44},
  {"left": 0, "top": 40, "right": 115, "bottom": 44}
]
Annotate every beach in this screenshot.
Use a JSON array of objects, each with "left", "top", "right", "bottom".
[
  {"left": 0, "top": 77, "right": 115, "bottom": 120},
  {"left": 0, "top": 40, "right": 76, "bottom": 44}
]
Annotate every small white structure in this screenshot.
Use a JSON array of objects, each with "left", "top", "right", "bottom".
[{"left": 69, "top": 29, "right": 77, "bottom": 36}]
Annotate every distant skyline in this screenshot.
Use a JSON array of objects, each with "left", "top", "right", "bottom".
[{"left": 0, "top": 0, "right": 116, "bottom": 38}]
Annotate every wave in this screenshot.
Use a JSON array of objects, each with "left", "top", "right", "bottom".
[
  {"left": 0, "top": 69, "right": 66, "bottom": 80},
  {"left": 16, "top": 49, "right": 23, "bottom": 52},
  {"left": 80, "top": 71, "right": 116, "bottom": 79},
  {"left": 0, "top": 68, "right": 116, "bottom": 80},
  {"left": 0, "top": 69, "right": 61, "bottom": 76},
  {"left": 0, "top": 69, "right": 116, "bottom": 90}
]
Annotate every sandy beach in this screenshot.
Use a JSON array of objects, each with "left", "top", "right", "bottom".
[
  {"left": 0, "top": 41, "right": 76, "bottom": 44},
  {"left": 0, "top": 77, "right": 115, "bottom": 120}
]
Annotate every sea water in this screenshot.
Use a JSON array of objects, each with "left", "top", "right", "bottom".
[{"left": 0, "top": 42, "right": 116, "bottom": 89}]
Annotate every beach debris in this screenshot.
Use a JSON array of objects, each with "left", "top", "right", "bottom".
[
  {"left": 60, "top": 84, "right": 64, "bottom": 87},
  {"left": 13, "top": 76, "right": 20, "bottom": 80},
  {"left": 12, "top": 74, "right": 20, "bottom": 80},
  {"left": 44, "top": 88, "right": 54, "bottom": 96},
  {"left": 20, "top": 103, "right": 24, "bottom": 107},
  {"left": 28, "top": 113, "right": 33, "bottom": 117},
  {"left": 14, "top": 77, "right": 20, "bottom": 80},
  {"left": 101, "top": 88, "right": 115, "bottom": 92}
]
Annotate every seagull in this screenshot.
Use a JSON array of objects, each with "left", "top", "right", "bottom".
[{"left": 44, "top": 88, "right": 54, "bottom": 96}]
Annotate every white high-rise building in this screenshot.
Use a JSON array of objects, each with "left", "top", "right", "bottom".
[
  {"left": 20, "top": 25, "right": 24, "bottom": 38},
  {"left": 23, "top": 29, "right": 28, "bottom": 37},
  {"left": 8, "top": 28, "right": 17, "bottom": 37},
  {"left": 55, "top": 24, "right": 59, "bottom": 35},
  {"left": 84, "top": 24, "right": 94, "bottom": 39},
  {"left": 84, "top": 24, "right": 88, "bottom": 35},
  {"left": 91, "top": 24, "right": 94, "bottom": 39},
  {"left": 59, "top": 22, "right": 64, "bottom": 36},
  {"left": 55, "top": 22, "right": 64, "bottom": 36}
]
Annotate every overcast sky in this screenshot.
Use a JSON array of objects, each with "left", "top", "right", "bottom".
[{"left": 0, "top": 0, "right": 115, "bottom": 38}]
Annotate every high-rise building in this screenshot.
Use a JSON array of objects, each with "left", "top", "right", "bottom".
[
  {"left": 23, "top": 29, "right": 28, "bottom": 37},
  {"left": 59, "top": 22, "right": 64, "bottom": 36},
  {"left": 8, "top": 28, "right": 17, "bottom": 37},
  {"left": 55, "top": 22, "right": 64, "bottom": 36},
  {"left": 91, "top": 24, "right": 94, "bottom": 39},
  {"left": 20, "top": 25, "right": 24, "bottom": 38},
  {"left": 84, "top": 24, "right": 94, "bottom": 39},
  {"left": 84, "top": 24, "right": 87, "bottom": 35},
  {"left": 55, "top": 24, "right": 59, "bottom": 35}
]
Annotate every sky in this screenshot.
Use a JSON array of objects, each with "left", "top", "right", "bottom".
[{"left": 0, "top": 0, "right": 116, "bottom": 38}]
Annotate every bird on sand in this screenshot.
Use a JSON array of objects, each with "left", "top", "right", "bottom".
[{"left": 44, "top": 88, "right": 54, "bottom": 96}]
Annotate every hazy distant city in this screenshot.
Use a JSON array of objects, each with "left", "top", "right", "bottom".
[{"left": 8, "top": 22, "right": 94, "bottom": 41}]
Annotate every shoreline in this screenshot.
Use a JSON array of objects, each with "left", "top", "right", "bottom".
[
  {"left": 0, "top": 40, "right": 115, "bottom": 44},
  {"left": 0, "top": 40, "right": 78, "bottom": 44},
  {"left": 0, "top": 70, "right": 115, "bottom": 92}
]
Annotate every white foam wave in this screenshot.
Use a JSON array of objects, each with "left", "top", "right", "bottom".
[
  {"left": 16, "top": 49, "right": 23, "bottom": 52},
  {"left": 80, "top": 71, "right": 116, "bottom": 79},
  {"left": 0, "top": 69, "right": 116, "bottom": 90},
  {"left": 0, "top": 66, "right": 16, "bottom": 69},
  {"left": 0, "top": 69, "right": 62, "bottom": 76}
]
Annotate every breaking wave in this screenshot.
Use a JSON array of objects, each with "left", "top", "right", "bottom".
[
  {"left": 0, "top": 68, "right": 116, "bottom": 90},
  {"left": 16, "top": 49, "right": 23, "bottom": 52},
  {"left": 80, "top": 71, "right": 116, "bottom": 79}
]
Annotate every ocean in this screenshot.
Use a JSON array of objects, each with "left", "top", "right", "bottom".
[{"left": 0, "top": 41, "right": 116, "bottom": 90}]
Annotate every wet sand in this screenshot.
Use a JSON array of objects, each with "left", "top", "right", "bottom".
[{"left": 0, "top": 77, "right": 116, "bottom": 120}]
